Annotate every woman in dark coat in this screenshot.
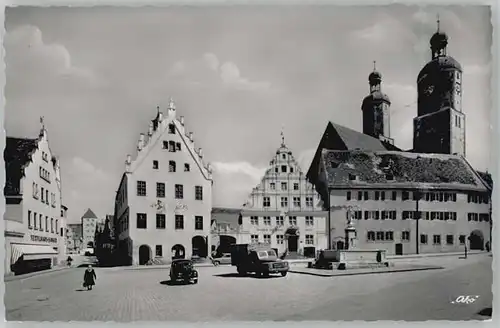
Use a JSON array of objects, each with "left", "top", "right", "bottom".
[{"left": 83, "top": 265, "right": 97, "bottom": 290}]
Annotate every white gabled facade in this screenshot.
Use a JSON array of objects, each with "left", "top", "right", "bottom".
[
  {"left": 4, "top": 122, "right": 67, "bottom": 275},
  {"left": 114, "top": 99, "right": 213, "bottom": 265},
  {"left": 238, "top": 137, "right": 328, "bottom": 258}
]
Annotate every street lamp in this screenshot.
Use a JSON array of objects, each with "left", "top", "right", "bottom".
[{"left": 413, "top": 190, "right": 423, "bottom": 255}]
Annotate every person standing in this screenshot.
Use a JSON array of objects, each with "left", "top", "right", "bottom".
[{"left": 83, "top": 265, "right": 97, "bottom": 290}]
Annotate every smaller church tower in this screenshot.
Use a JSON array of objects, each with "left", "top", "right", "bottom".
[{"left": 361, "top": 61, "right": 393, "bottom": 145}]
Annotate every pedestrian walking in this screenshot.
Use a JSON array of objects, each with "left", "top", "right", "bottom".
[{"left": 83, "top": 265, "right": 97, "bottom": 291}]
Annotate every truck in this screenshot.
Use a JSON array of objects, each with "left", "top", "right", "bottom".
[{"left": 230, "top": 243, "right": 289, "bottom": 277}]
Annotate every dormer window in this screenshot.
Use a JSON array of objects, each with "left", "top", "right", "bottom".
[
  {"left": 348, "top": 173, "right": 357, "bottom": 181},
  {"left": 168, "top": 124, "right": 176, "bottom": 134},
  {"left": 153, "top": 160, "right": 159, "bottom": 170}
]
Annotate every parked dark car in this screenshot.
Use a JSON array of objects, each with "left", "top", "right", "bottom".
[{"left": 169, "top": 259, "right": 198, "bottom": 284}]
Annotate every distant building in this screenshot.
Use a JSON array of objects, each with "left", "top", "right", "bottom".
[
  {"left": 81, "top": 208, "right": 100, "bottom": 249},
  {"left": 106, "top": 214, "right": 115, "bottom": 239},
  {"left": 4, "top": 119, "right": 67, "bottom": 275},
  {"left": 213, "top": 135, "right": 328, "bottom": 258},
  {"left": 211, "top": 208, "right": 242, "bottom": 254},
  {"left": 66, "top": 223, "right": 83, "bottom": 253},
  {"left": 306, "top": 22, "right": 492, "bottom": 255},
  {"left": 114, "top": 99, "right": 213, "bottom": 265}
]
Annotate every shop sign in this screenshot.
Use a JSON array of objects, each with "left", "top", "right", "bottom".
[{"left": 31, "top": 235, "right": 58, "bottom": 244}]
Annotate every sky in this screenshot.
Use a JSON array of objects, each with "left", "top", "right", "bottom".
[{"left": 4, "top": 5, "right": 493, "bottom": 223}]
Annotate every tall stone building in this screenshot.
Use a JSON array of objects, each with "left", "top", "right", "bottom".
[
  {"left": 114, "top": 99, "right": 213, "bottom": 265},
  {"left": 81, "top": 208, "right": 100, "bottom": 249}
]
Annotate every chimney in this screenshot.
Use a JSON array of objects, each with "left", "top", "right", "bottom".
[
  {"left": 158, "top": 112, "right": 163, "bottom": 122},
  {"left": 137, "top": 133, "right": 145, "bottom": 151},
  {"left": 180, "top": 116, "right": 185, "bottom": 126},
  {"left": 168, "top": 97, "right": 176, "bottom": 118},
  {"left": 198, "top": 148, "right": 203, "bottom": 158},
  {"left": 148, "top": 122, "right": 154, "bottom": 136},
  {"left": 125, "top": 154, "right": 132, "bottom": 172},
  {"left": 189, "top": 132, "right": 194, "bottom": 142}
]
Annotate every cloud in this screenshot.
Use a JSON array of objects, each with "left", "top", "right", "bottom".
[
  {"left": 296, "top": 148, "right": 316, "bottom": 173},
  {"left": 351, "top": 14, "right": 417, "bottom": 45},
  {"left": 5, "top": 25, "right": 101, "bottom": 86},
  {"left": 463, "top": 62, "right": 492, "bottom": 76},
  {"left": 168, "top": 52, "right": 271, "bottom": 91},
  {"left": 412, "top": 9, "right": 462, "bottom": 31}
]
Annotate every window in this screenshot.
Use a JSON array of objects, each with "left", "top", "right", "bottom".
[
  {"left": 251, "top": 235, "right": 259, "bottom": 243},
  {"left": 433, "top": 235, "right": 441, "bottom": 245},
  {"left": 184, "top": 163, "right": 190, "bottom": 172},
  {"left": 289, "top": 216, "right": 297, "bottom": 226},
  {"left": 276, "top": 216, "right": 284, "bottom": 226},
  {"left": 281, "top": 197, "right": 288, "bottom": 207},
  {"left": 402, "top": 191, "right": 409, "bottom": 200},
  {"left": 290, "top": 167, "right": 294, "bottom": 173},
  {"left": 45, "top": 216, "right": 49, "bottom": 232},
  {"left": 137, "top": 181, "right": 146, "bottom": 196},
  {"left": 251, "top": 216, "right": 259, "bottom": 225},
  {"left": 41, "top": 187, "right": 45, "bottom": 202},
  {"left": 446, "top": 235, "right": 454, "bottom": 245},
  {"left": 282, "top": 154, "right": 286, "bottom": 160},
  {"left": 60, "top": 227, "right": 63, "bottom": 237},
  {"left": 39, "top": 215, "right": 43, "bottom": 230},
  {"left": 51, "top": 218, "right": 54, "bottom": 232},
  {"left": 276, "top": 235, "right": 284, "bottom": 244},
  {"left": 294, "top": 183, "right": 299, "bottom": 190},
  {"left": 281, "top": 165, "right": 287, "bottom": 173},
  {"left": 281, "top": 182, "right": 287, "bottom": 191},
  {"left": 169, "top": 161, "right": 176, "bottom": 172},
  {"left": 402, "top": 231, "right": 410, "bottom": 241},
  {"left": 275, "top": 167, "right": 279, "bottom": 173},
  {"left": 346, "top": 191, "right": 351, "bottom": 201},
  {"left": 367, "top": 231, "right": 375, "bottom": 241},
  {"left": 32, "top": 182, "right": 39, "bottom": 199},
  {"left": 156, "top": 214, "right": 166, "bottom": 229},
  {"left": 375, "top": 191, "right": 380, "bottom": 200},
  {"left": 385, "top": 231, "right": 394, "bottom": 241},
  {"left": 270, "top": 183, "right": 275, "bottom": 190},
  {"left": 195, "top": 186, "right": 203, "bottom": 200},
  {"left": 306, "top": 197, "right": 313, "bottom": 207},
  {"left": 391, "top": 191, "right": 397, "bottom": 200},
  {"left": 28, "top": 211, "right": 32, "bottom": 229},
  {"left": 153, "top": 160, "right": 159, "bottom": 169},
  {"left": 364, "top": 191, "right": 369, "bottom": 200},
  {"left": 381, "top": 191, "right": 386, "bottom": 201},
  {"left": 175, "top": 215, "right": 184, "bottom": 229},
  {"left": 156, "top": 245, "right": 163, "bottom": 257},
  {"left": 163, "top": 141, "right": 168, "bottom": 149},
  {"left": 357, "top": 191, "right": 362, "bottom": 200},
  {"left": 156, "top": 183, "right": 165, "bottom": 198},
  {"left": 459, "top": 235, "right": 466, "bottom": 245},
  {"left": 263, "top": 197, "right": 270, "bottom": 207},
  {"left": 263, "top": 234, "right": 271, "bottom": 244},
  {"left": 305, "top": 234, "right": 314, "bottom": 245},
  {"left": 168, "top": 123, "right": 176, "bottom": 134},
  {"left": 195, "top": 216, "right": 203, "bottom": 230},
  {"left": 376, "top": 231, "right": 385, "bottom": 241},
  {"left": 305, "top": 216, "right": 314, "bottom": 226},
  {"left": 137, "top": 213, "right": 147, "bottom": 229},
  {"left": 175, "top": 184, "right": 184, "bottom": 199},
  {"left": 354, "top": 211, "right": 362, "bottom": 220},
  {"left": 293, "top": 197, "right": 301, "bottom": 207},
  {"left": 420, "top": 234, "right": 428, "bottom": 245},
  {"left": 390, "top": 211, "right": 396, "bottom": 220},
  {"left": 33, "top": 212, "right": 38, "bottom": 230},
  {"left": 263, "top": 216, "right": 271, "bottom": 225},
  {"left": 169, "top": 141, "right": 176, "bottom": 152}
]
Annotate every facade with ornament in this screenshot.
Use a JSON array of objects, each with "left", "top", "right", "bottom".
[
  {"left": 113, "top": 99, "right": 213, "bottom": 266},
  {"left": 4, "top": 119, "right": 68, "bottom": 275},
  {"left": 231, "top": 137, "right": 328, "bottom": 258},
  {"left": 306, "top": 22, "right": 492, "bottom": 255}
]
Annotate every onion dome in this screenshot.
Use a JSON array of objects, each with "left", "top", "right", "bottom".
[
  {"left": 363, "top": 91, "right": 391, "bottom": 105},
  {"left": 369, "top": 70, "right": 382, "bottom": 85},
  {"left": 430, "top": 31, "right": 448, "bottom": 51},
  {"left": 417, "top": 55, "right": 462, "bottom": 82}
]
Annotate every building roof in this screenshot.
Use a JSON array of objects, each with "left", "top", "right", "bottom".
[
  {"left": 320, "top": 150, "right": 489, "bottom": 192},
  {"left": 82, "top": 208, "right": 98, "bottom": 219},
  {"left": 211, "top": 207, "right": 241, "bottom": 228},
  {"left": 306, "top": 122, "right": 400, "bottom": 186},
  {"left": 4, "top": 137, "right": 39, "bottom": 196}
]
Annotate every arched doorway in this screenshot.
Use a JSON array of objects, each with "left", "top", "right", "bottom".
[
  {"left": 192, "top": 236, "right": 208, "bottom": 258},
  {"left": 171, "top": 244, "right": 185, "bottom": 260},
  {"left": 217, "top": 235, "right": 236, "bottom": 255},
  {"left": 285, "top": 227, "right": 299, "bottom": 252},
  {"left": 336, "top": 240, "right": 345, "bottom": 250},
  {"left": 138, "top": 245, "right": 151, "bottom": 265},
  {"left": 469, "top": 230, "right": 485, "bottom": 250}
]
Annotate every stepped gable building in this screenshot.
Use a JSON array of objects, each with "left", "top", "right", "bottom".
[
  {"left": 306, "top": 21, "right": 492, "bottom": 255},
  {"left": 4, "top": 118, "right": 67, "bottom": 275},
  {"left": 114, "top": 98, "right": 213, "bottom": 266},
  {"left": 233, "top": 133, "right": 328, "bottom": 258}
]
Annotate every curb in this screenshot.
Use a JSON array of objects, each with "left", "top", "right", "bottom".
[
  {"left": 387, "top": 251, "right": 485, "bottom": 260},
  {"left": 4, "top": 266, "right": 70, "bottom": 282},
  {"left": 288, "top": 265, "right": 444, "bottom": 277}
]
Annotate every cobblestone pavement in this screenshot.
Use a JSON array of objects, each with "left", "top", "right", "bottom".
[{"left": 5, "top": 254, "right": 492, "bottom": 321}]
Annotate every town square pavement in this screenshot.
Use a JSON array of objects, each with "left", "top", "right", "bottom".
[{"left": 5, "top": 254, "right": 492, "bottom": 321}]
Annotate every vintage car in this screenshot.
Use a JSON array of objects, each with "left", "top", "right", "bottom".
[
  {"left": 231, "top": 243, "right": 289, "bottom": 277},
  {"left": 212, "top": 253, "right": 232, "bottom": 266},
  {"left": 169, "top": 259, "right": 199, "bottom": 284}
]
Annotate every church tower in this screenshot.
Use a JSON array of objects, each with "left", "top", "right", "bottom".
[
  {"left": 361, "top": 62, "right": 393, "bottom": 145},
  {"left": 413, "top": 17, "right": 465, "bottom": 156}
]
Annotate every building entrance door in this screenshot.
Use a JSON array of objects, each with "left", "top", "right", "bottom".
[
  {"left": 288, "top": 236, "right": 298, "bottom": 252},
  {"left": 395, "top": 243, "right": 403, "bottom": 255}
]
